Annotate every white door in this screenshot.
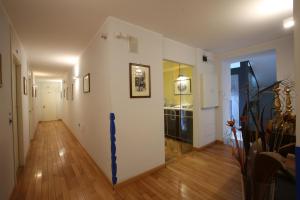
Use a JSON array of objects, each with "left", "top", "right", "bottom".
[
  {"left": 11, "top": 59, "right": 25, "bottom": 177},
  {"left": 40, "top": 83, "right": 58, "bottom": 121},
  {"left": 0, "top": 18, "right": 16, "bottom": 199}
]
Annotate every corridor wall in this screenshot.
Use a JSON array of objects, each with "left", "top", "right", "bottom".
[
  {"left": 0, "top": 3, "right": 30, "bottom": 199},
  {"left": 62, "top": 16, "right": 219, "bottom": 184}
]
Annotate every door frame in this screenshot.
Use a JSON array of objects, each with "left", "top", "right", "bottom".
[
  {"left": 219, "top": 49, "right": 277, "bottom": 142},
  {"left": 28, "top": 72, "right": 35, "bottom": 140},
  {"left": 11, "top": 55, "right": 24, "bottom": 180},
  {"left": 39, "top": 81, "right": 60, "bottom": 121},
  {"left": 163, "top": 59, "right": 195, "bottom": 160}
]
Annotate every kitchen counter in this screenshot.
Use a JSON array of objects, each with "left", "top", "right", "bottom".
[{"left": 164, "top": 106, "right": 193, "bottom": 111}]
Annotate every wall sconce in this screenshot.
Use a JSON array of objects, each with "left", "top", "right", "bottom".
[{"left": 283, "top": 17, "right": 294, "bottom": 29}]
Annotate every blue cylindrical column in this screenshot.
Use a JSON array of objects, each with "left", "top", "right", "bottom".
[
  {"left": 296, "top": 147, "right": 300, "bottom": 200},
  {"left": 110, "top": 113, "right": 117, "bottom": 186}
]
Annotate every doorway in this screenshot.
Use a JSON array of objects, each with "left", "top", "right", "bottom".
[
  {"left": 163, "top": 60, "right": 193, "bottom": 162},
  {"left": 224, "top": 50, "right": 277, "bottom": 144},
  {"left": 11, "top": 57, "right": 24, "bottom": 179},
  {"left": 37, "top": 80, "right": 62, "bottom": 121}
]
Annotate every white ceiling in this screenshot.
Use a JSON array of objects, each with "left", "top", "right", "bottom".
[{"left": 1, "top": 0, "right": 293, "bottom": 75}]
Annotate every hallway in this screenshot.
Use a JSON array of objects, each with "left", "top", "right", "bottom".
[
  {"left": 10, "top": 121, "right": 119, "bottom": 200},
  {"left": 11, "top": 121, "right": 242, "bottom": 200},
  {"left": 0, "top": 1, "right": 298, "bottom": 199}
]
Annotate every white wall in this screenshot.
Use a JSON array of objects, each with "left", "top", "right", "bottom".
[
  {"left": 218, "top": 35, "right": 294, "bottom": 81},
  {"left": 11, "top": 31, "right": 30, "bottom": 163},
  {"left": 196, "top": 50, "right": 219, "bottom": 146},
  {"left": 163, "top": 38, "right": 197, "bottom": 65},
  {"left": 0, "top": 5, "right": 15, "bottom": 200},
  {"left": 106, "top": 17, "right": 165, "bottom": 182},
  {"left": 247, "top": 50, "right": 277, "bottom": 88},
  {"left": 217, "top": 35, "right": 295, "bottom": 141},
  {"left": 30, "top": 74, "right": 39, "bottom": 139},
  {"left": 62, "top": 20, "right": 113, "bottom": 181},
  {"left": 0, "top": 3, "right": 29, "bottom": 199},
  {"left": 62, "top": 17, "right": 220, "bottom": 184}
]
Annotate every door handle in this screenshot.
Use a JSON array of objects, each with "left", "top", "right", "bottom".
[
  {"left": 8, "top": 113, "right": 13, "bottom": 125},
  {"left": 170, "top": 110, "right": 176, "bottom": 120},
  {"left": 9, "top": 118, "right": 13, "bottom": 125}
]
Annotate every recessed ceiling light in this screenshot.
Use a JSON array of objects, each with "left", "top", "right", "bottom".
[
  {"left": 283, "top": 17, "right": 295, "bottom": 29},
  {"left": 33, "top": 71, "right": 52, "bottom": 77},
  {"left": 55, "top": 55, "right": 79, "bottom": 66}
]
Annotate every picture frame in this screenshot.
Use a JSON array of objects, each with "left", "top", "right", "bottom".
[
  {"left": 0, "top": 54, "right": 2, "bottom": 88},
  {"left": 32, "top": 86, "right": 34, "bottom": 97},
  {"left": 23, "top": 77, "right": 28, "bottom": 95},
  {"left": 129, "top": 63, "right": 151, "bottom": 98},
  {"left": 71, "top": 83, "right": 74, "bottom": 100},
  {"left": 66, "top": 87, "right": 69, "bottom": 100},
  {"left": 83, "top": 73, "right": 90, "bottom": 93},
  {"left": 174, "top": 78, "right": 191, "bottom": 95}
]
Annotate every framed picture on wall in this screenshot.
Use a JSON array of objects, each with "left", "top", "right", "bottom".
[
  {"left": 129, "top": 63, "right": 151, "bottom": 98},
  {"left": 32, "top": 85, "right": 37, "bottom": 98},
  {"left": 23, "top": 77, "right": 28, "bottom": 95},
  {"left": 0, "top": 54, "right": 2, "bottom": 88},
  {"left": 174, "top": 78, "right": 191, "bottom": 95},
  {"left": 32, "top": 86, "right": 34, "bottom": 97},
  {"left": 66, "top": 87, "right": 69, "bottom": 100},
  {"left": 71, "top": 83, "right": 74, "bottom": 100},
  {"left": 83, "top": 73, "right": 90, "bottom": 93}
]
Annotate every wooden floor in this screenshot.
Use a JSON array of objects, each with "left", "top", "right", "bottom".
[
  {"left": 165, "top": 137, "right": 193, "bottom": 162},
  {"left": 11, "top": 121, "right": 242, "bottom": 200}
]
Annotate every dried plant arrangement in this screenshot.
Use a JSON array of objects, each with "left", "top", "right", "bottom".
[{"left": 227, "top": 77, "right": 296, "bottom": 200}]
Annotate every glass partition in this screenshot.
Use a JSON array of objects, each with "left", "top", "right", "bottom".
[{"left": 163, "top": 60, "right": 193, "bottom": 162}]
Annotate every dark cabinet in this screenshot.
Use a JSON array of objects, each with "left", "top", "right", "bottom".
[
  {"left": 164, "top": 109, "right": 193, "bottom": 144},
  {"left": 164, "top": 109, "right": 180, "bottom": 138},
  {"left": 179, "top": 110, "right": 193, "bottom": 144}
]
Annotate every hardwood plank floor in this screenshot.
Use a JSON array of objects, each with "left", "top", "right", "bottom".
[{"left": 11, "top": 121, "right": 242, "bottom": 200}]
